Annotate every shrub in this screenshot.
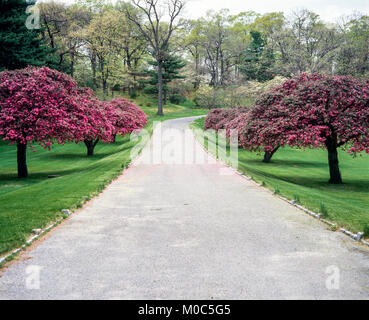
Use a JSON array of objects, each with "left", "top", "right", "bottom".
[
  {"left": 194, "top": 79, "right": 287, "bottom": 109},
  {"left": 169, "top": 94, "right": 186, "bottom": 105},
  {"left": 204, "top": 108, "right": 224, "bottom": 130},
  {"left": 244, "top": 76, "right": 288, "bottom": 101},
  {"left": 112, "top": 84, "right": 121, "bottom": 91},
  {"left": 129, "top": 90, "right": 138, "bottom": 99},
  {"left": 221, "top": 86, "right": 254, "bottom": 107},
  {"left": 169, "top": 86, "right": 182, "bottom": 95},
  {"left": 194, "top": 85, "right": 219, "bottom": 108},
  {"left": 143, "top": 86, "right": 158, "bottom": 95}
]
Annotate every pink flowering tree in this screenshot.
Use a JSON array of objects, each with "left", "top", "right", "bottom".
[
  {"left": 0, "top": 67, "right": 90, "bottom": 178},
  {"left": 78, "top": 97, "right": 147, "bottom": 156},
  {"left": 204, "top": 108, "right": 248, "bottom": 132},
  {"left": 225, "top": 112, "right": 250, "bottom": 142},
  {"left": 77, "top": 96, "right": 115, "bottom": 156},
  {"left": 241, "top": 92, "right": 289, "bottom": 163},
  {"left": 108, "top": 98, "right": 147, "bottom": 138},
  {"left": 204, "top": 109, "right": 222, "bottom": 130},
  {"left": 242, "top": 73, "right": 369, "bottom": 184},
  {"left": 214, "top": 108, "right": 249, "bottom": 132}
]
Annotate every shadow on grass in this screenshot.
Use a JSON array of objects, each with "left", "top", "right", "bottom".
[
  {"left": 0, "top": 142, "right": 135, "bottom": 192},
  {"left": 239, "top": 162, "right": 369, "bottom": 193},
  {"left": 0, "top": 166, "right": 93, "bottom": 183},
  {"left": 45, "top": 153, "right": 107, "bottom": 160},
  {"left": 46, "top": 142, "right": 134, "bottom": 161},
  {"left": 242, "top": 158, "right": 328, "bottom": 168}
]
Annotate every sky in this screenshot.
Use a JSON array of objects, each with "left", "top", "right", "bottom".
[
  {"left": 185, "top": 0, "right": 369, "bottom": 22},
  {"left": 56, "top": 0, "right": 369, "bottom": 22}
]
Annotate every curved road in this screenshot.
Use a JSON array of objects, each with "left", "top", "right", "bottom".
[{"left": 0, "top": 117, "right": 368, "bottom": 299}]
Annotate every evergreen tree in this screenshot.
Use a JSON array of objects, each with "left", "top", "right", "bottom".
[
  {"left": 240, "top": 30, "right": 275, "bottom": 82},
  {"left": 0, "top": 0, "right": 55, "bottom": 71},
  {"left": 143, "top": 53, "right": 186, "bottom": 104}
]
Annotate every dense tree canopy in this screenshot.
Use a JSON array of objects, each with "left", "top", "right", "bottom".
[
  {"left": 0, "top": 0, "right": 55, "bottom": 71},
  {"left": 18, "top": 0, "right": 366, "bottom": 113}
]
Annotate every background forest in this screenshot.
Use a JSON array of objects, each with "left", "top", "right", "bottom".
[{"left": 23, "top": 0, "right": 369, "bottom": 108}]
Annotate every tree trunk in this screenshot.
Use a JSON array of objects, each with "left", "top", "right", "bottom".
[
  {"left": 112, "top": 134, "right": 116, "bottom": 143},
  {"left": 99, "top": 56, "right": 108, "bottom": 98},
  {"left": 220, "top": 49, "right": 225, "bottom": 86},
  {"left": 263, "top": 147, "right": 279, "bottom": 163},
  {"left": 157, "top": 60, "right": 164, "bottom": 116},
  {"left": 163, "top": 88, "right": 167, "bottom": 105},
  {"left": 84, "top": 139, "right": 99, "bottom": 157},
  {"left": 102, "top": 79, "right": 107, "bottom": 98},
  {"left": 126, "top": 49, "right": 132, "bottom": 70},
  {"left": 70, "top": 50, "right": 75, "bottom": 78},
  {"left": 194, "top": 53, "right": 200, "bottom": 90},
  {"left": 326, "top": 138, "right": 342, "bottom": 184},
  {"left": 212, "top": 86, "right": 217, "bottom": 109},
  {"left": 17, "top": 143, "right": 28, "bottom": 178},
  {"left": 91, "top": 52, "right": 97, "bottom": 89},
  {"left": 213, "top": 48, "right": 219, "bottom": 108}
]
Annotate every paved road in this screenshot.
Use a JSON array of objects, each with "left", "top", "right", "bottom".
[{"left": 0, "top": 117, "right": 368, "bottom": 299}]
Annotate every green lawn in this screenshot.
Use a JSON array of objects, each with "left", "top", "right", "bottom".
[
  {"left": 0, "top": 101, "right": 208, "bottom": 256},
  {"left": 191, "top": 118, "right": 369, "bottom": 238}
]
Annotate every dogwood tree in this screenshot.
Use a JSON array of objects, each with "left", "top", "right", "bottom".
[
  {"left": 0, "top": 67, "right": 89, "bottom": 178},
  {"left": 242, "top": 73, "right": 369, "bottom": 184},
  {"left": 240, "top": 91, "right": 287, "bottom": 163},
  {"left": 77, "top": 95, "right": 115, "bottom": 156},
  {"left": 72, "top": 94, "right": 147, "bottom": 156},
  {"left": 108, "top": 98, "right": 147, "bottom": 137}
]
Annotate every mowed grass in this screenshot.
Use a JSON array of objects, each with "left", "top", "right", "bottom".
[
  {"left": 192, "top": 118, "right": 369, "bottom": 236},
  {"left": 0, "top": 101, "right": 208, "bottom": 255}
]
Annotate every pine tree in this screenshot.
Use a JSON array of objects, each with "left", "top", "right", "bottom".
[
  {"left": 0, "top": 0, "right": 54, "bottom": 71},
  {"left": 240, "top": 30, "right": 275, "bottom": 82},
  {"left": 143, "top": 53, "right": 186, "bottom": 104}
]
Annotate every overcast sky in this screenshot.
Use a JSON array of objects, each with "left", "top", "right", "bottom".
[
  {"left": 56, "top": 0, "right": 369, "bottom": 22},
  {"left": 184, "top": 0, "right": 369, "bottom": 22}
]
